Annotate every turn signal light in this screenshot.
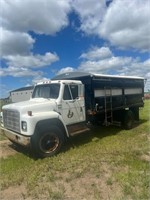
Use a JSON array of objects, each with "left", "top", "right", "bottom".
[{"left": 27, "top": 111, "right": 32, "bottom": 116}]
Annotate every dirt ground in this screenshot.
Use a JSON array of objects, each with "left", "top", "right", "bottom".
[
  {"left": 0, "top": 140, "right": 29, "bottom": 200},
  {"left": 0, "top": 185, "right": 30, "bottom": 200},
  {"left": 0, "top": 134, "right": 149, "bottom": 200},
  {"left": 0, "top": 139, "right": 121, "bottom": 200},
  {"left": 0, "top": 140, "right": 17, "bottom": 159}
]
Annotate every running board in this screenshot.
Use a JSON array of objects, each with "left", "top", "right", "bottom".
[{"left": 67, "top": 123, "right": 90, "bottom": 136}]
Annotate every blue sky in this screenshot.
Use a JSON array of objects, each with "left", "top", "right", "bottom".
[{"left": 0, "top": 0, "right": 150, "bottom": 98}]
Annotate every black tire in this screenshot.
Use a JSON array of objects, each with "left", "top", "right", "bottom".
[
  {"left": 31, "top": 126, "right": 64, "bottom": 158},
  {"left": 123, "top": 110, "right": 134, "bottom": 130}
]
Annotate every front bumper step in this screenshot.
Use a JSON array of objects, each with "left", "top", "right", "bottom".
[{"left": 1, "top": 127, "right": 30, "bottom": 146}]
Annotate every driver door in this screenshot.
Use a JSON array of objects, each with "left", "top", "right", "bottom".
[{"left": 61, "top": 84, "right": 85, "bottom": 125}]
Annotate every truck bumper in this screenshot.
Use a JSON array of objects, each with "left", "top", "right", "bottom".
[{"left": 1, "top": 127, "right": 30, "bottom": 146}]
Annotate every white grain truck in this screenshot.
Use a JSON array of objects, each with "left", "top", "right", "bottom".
[{"left": 1, "top": 72, "right": 144, "bottom": 157}]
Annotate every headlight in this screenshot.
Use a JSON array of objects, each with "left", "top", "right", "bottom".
[{"left": 22, "top": 121, "right": 27, "bottom": 131}]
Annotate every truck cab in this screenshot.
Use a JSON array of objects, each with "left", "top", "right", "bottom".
[{"left": 1, "top": 80, "right": 86, "bottom": 157}]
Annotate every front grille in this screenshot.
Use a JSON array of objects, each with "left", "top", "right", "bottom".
[{"left": 3, "top": 109, "right": 20, "bottom": 133}]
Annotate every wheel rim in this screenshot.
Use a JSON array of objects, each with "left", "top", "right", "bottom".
[{"left": 40, "top": 133, "right": 59, "bottom": 154}]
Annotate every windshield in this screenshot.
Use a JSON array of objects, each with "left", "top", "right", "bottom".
[{"left": 32, "top": 84, "right": 60, "bottom": 99}]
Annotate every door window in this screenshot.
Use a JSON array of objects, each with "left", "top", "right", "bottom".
[
  {"left": 63, "top": 85, "right": 71, "bottom": 100},
  {"left": 70, "top": 85, "right": 78, "bottom": 99},
  {"left": 63, "top": 84, "right": 78, "bottom": 100}
]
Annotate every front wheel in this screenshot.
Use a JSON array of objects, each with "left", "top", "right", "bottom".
[{"left": 31, "top": 126, "right": 65, "bottom": 158}]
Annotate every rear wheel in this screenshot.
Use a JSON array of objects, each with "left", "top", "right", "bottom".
[
  {"left": 31, "top": 126, "right": 64, "bottom": 158},
  {"left": 123, "top": 110, "right": 134, "bottom": 130}
]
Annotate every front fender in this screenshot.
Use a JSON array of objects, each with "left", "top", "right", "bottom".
[
  {"left": 21, "top": 111, "right": 68, "bottom": 136},
  {"left": 33, "top": 117, "right": 68, "bottom": 138}
]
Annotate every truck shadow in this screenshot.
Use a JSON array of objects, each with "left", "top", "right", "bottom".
[
  {"left": 9, "top": 142, "right": 34, "bottom": 158},
  {"left": 9, "top": 119, "right": 147, "bottom": 159},
  {"left": 9, "top": 125, "right": 121, "bottom": 159},
  {"left": 63, "top": 125, "right": 122, "bottom": 152},
  {"left": 10, "top": 126, "right": 119, "bottom": 159},
  {"left": 62, "top": 119, "right": 147, "bottom": 154}
]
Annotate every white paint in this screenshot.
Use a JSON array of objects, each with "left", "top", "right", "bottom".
[
  {"left": 124, "top": 88, "right": 142, "bottom": 95},
  {"left": 94, "top": 89, "right": 122, "bottom": 97},
  {"left": 94, "top": 87, "right": 143, "bottom": 97}
]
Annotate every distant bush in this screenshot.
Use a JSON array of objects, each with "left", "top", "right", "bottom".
[{"left": 144, "top": 94, "right": 150, "bottom": 100}]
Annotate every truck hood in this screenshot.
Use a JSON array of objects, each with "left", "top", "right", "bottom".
[{"left": 2, "top": 98, "right": 57, "bottom": 115}]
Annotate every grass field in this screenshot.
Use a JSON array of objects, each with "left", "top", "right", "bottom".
[{"left": 0, "top": 101, "right": 150, "bottom": 200}]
